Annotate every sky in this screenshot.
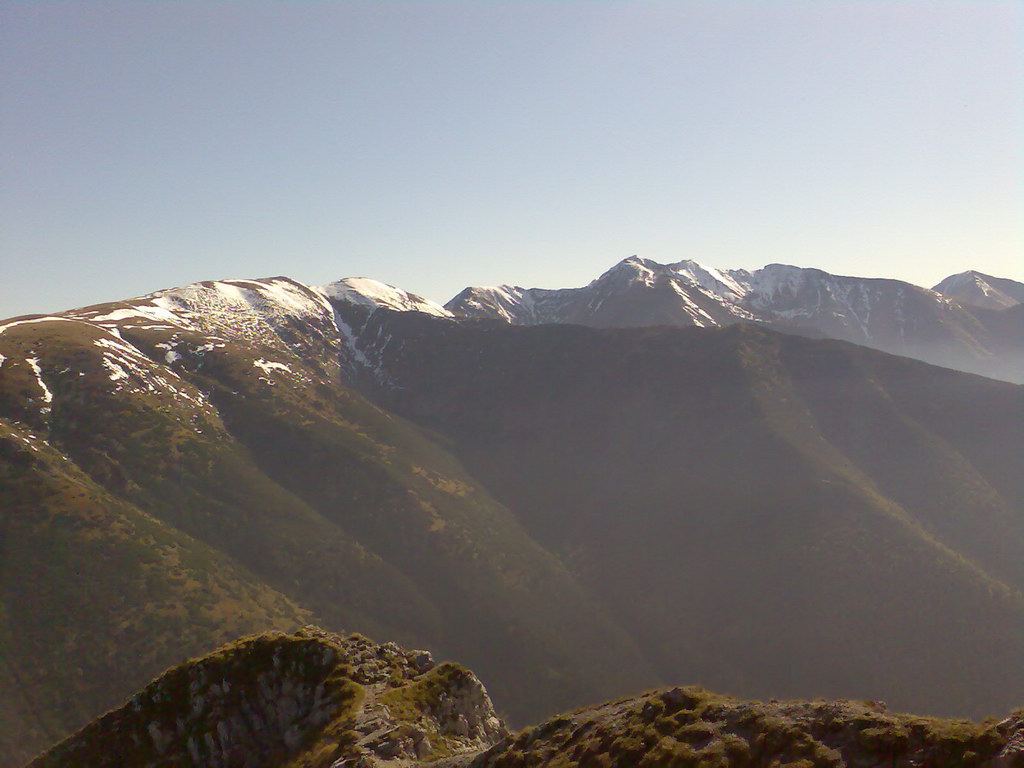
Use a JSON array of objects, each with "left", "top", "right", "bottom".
[{"left": 1, "top": 1, "right": 1021, "bottom": 318}]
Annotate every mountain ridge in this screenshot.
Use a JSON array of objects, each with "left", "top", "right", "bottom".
[
  {"left": 27, "top": 626, "right": 508, "bottom": 768},
  {"left": 5, "top": 258, "right": 1020, "bottom": 382},
  {"left": 443, "top": 256, "right": 1024, "bottom": 383}
]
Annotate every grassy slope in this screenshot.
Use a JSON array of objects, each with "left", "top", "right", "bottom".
[
  {"left": 476, "top": 685, "right": 1017, "bottom": 768},
  {"left": 204, "top": 363, "right": 658, "bottom": 725},
  {"left": 0, "top": 416, "right": 311, "bottom": 766},
  {"left": 0, "top": 300, "right": 655, "bottom": 762},
  {"left": 771, "top": 333, "right": 1024, "bottom": 586},
  {"left": 350, "top": 314, "right": 1024, "bottom": 719},
  {"left": 119, "top": 311, "right": 658, "bottom": 724}
]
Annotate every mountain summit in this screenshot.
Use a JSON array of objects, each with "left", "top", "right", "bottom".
[{"left": 932, "top": 270, "right": 1024, "bottom": 311}]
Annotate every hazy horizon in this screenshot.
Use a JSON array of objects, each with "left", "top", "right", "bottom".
[{"left": 2, "top": 1, "right": 1021, "bottom": 318}]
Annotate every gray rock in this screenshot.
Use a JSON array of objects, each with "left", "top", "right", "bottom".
[{"left": 412, "top": 650, "right": 434, "bottom": 673}]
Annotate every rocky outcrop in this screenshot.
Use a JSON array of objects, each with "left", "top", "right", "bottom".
[
  {"left": 27, "top": 626, "right": 508, "bottom": 768},
  {"left": 995, "top": 714, "right": 1024, "bottom": 768},
  {"left": 299, "top": 626, "right": 508, "bottom": 766}
]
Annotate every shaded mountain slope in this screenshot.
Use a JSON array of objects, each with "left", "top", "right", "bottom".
[
  {"left": 0, "top": 280, "right": 656, "bottom": 764},
  {"left": 0, "top": 414, "right": 311, "bottom": 764},
  {"left": 335, "top": 307, "right": 1024, "bottom": 719}
]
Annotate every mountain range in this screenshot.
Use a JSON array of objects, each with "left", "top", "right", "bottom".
[
  {"left": 446, "top": 258, "right": 1024, "bottom": 383},
  {"left": 1, "top": 258, "right": 1022, "bottom": 765}
]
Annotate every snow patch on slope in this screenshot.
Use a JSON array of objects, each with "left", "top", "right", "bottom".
[
  {"left": 26, "top": 357, "right": 53, "bottom": 413},
  {"left": 80, "top": 304, "right": 184, "bottom": 328},
  {"left": 668, "top": 282, "right": 716, "bottom": 327},
  {"left": 318, "top": 277, "right": 452, "bottom": 317},
  {"left": 739, "top": 264, "right": 812, "bottom": 304},
  {"left": 671, "top": 260, "right": 749, "bottom": 301},
  {"left": 153, "top": 277, "right": 334, "bottom": 330},
  {"left": 89, "top": 329, "right": 214, "bottom": 410},
  {"left": 0, "top": 316, "right": 85, "bottom": 336},
  {"left": 101, "top": 356, "right": 130, "bottom": 382},
  {"left": 253, "top": 359, "right": 292, "bottom": 375},
  {"left": 334, "top": 314, "right": 372, "bottom": 369}
]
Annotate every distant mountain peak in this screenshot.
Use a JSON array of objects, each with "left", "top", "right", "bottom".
[
  {"left": 591, "top": 254, "right": 664, "bottom": 287},
  {"left": 317, "top": 277, "right": 452, "bottom": 317},
  {"left": 933, "top": 270, "right": 1024, "bottom": 310}
]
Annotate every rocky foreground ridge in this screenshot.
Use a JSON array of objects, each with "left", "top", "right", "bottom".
[
  {"left": 29, "top": 628, "right": 1024, "bottom": 768},
  {"left": 29, "top": 627, "right": 507, "bottom": 768}
]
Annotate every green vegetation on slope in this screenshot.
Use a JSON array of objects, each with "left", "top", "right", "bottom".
[
  {"left": 5, "top": 286, "right": 1023, "bottom": 765},
  {"left": 349, "top": 313, "right": 1024, "bottom": 719},
  {"left": 0, "top": 294, "right": 655, "bottom": 764},
  {"left": 0, "top": 416, "right": 311, "bottom": 766},
  {"left": 476, "top": 686, "right": 1018, "bottom": 768}
]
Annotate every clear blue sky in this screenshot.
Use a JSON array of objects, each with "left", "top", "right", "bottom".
[{"left": 2, "top": 1, "right": 1021, "bottom": 318}]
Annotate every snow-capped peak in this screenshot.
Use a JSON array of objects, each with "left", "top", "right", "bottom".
[
  {"left": 742, "top": 263, "right": 817, "bottom": 301},
  {"left": 932, "top": 270, "right": 1024, "bottom": 310},
  {"left": 941, "top": 270, "right": 980, "bottom": 285},
  {"left": 669, "top": 259, "right": 749, "bottom": 301},
  {"left": 317, "top": 277, "right": 452, "bottom": 317},
  {"left": 934, "top": 270, "right": 991, "bottom": 296},
  {"left": 592, "top": 256, "right": 662, "bottom": 287}
]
